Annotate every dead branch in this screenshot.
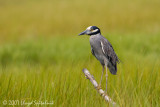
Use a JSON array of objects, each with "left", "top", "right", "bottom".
[{"left": 82, "top": 68, "right": 117, "bottom": 106}]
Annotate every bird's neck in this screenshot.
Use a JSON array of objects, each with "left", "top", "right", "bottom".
[{"left": 89, "top": 33, "right": 101, "bottom": 36}]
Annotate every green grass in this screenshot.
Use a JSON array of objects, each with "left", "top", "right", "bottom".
[
  {"left": 0, "top": 0, "right": 160, "bottom": 41},
  {"left": 0, "top": 0, "right": 160, "bottom": 106},
  {"left": 0, "top": 34, "right": 160, "bottom": 106}
]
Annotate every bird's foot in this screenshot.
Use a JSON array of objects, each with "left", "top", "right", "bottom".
[
  {"left": 97, "top": 85, "right": 101, "bottom": 90},
  {"left": 104, "top": 90, "right": 108, "bottom": 96}
]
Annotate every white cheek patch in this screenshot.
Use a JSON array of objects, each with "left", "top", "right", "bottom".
[{"left": 92, "top": 29, "right": 98, "bottom": 33}]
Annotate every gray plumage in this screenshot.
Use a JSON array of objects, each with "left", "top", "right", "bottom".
[
  {"left": 79, "top": 26, "right": 119, "bottom": 75},
  {"left": 90, "top": 34, "right": 119, "bottom": 74}
]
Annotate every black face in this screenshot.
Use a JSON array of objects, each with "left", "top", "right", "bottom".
[
  {"left": 78, "top": 26, "right": 101, "bottom": 36},
  {"left": 88, "top": 26, "right": 101, "bottom": 35},
  {"left": 91, "top": 26, "right": 99, "bottom": 31}
]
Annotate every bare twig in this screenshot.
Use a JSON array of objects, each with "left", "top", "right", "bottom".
[{"left": 82, "top": 68, "right": 117, "bottom": 106}]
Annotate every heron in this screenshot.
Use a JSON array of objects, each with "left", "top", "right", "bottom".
[{"left": 78, "top": 26, "right": 119, "bottom": 94}]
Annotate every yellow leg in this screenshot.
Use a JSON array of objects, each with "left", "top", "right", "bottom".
[
  {"left": 98, "top": 66, "right": 104, "bottom": 90},
  {"left": 105, "top": 67, "right": 108, "bottom": 94}
]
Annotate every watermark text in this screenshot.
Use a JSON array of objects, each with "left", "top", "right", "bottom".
[{"left": 2, "top": 100, "right": 54, "bottom": 106}]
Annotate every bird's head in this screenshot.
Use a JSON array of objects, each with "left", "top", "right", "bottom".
[{"left": 78, "top": 26, "right": 101, "bottom": 36}]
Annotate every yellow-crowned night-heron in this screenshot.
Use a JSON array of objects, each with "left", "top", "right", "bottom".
[{"left": 79, "top": 26, "right": 119, "bottom": 93}]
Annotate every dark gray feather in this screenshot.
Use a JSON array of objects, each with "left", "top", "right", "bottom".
[{"left": 100, "top": 38, "right": 119, "bottom": 68}]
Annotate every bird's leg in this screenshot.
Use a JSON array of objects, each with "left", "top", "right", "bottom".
[
  {"left": 97, "top": 65, "right": 104, "bottom": 90},
  {"left": 100, "top": 65, "right": 105, "bottom": 86},
  {"left": 105, "top": 66, "right": 108, "bottom": 95}
]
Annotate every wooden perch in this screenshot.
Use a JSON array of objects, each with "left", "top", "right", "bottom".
[{"left": 82, "top": 68, "right": 116, "bottom": 106}]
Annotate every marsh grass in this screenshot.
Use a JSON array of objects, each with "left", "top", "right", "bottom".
[
  {"left": 0, "top": 0, "right": 160, "bottom": 106},
  {"left": 0, "top": 34, "right": 159, "bottom": 106},
  {"left": 0, "top": 0, "right": 160, "bottom": 41}
]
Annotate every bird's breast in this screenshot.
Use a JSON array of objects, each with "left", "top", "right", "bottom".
[{"left": 89, "top": 36, "right": 106, "bottom": 65}]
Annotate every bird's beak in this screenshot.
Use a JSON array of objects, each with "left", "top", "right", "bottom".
[{"left": 78, "top": 30, "right": 87, "bottom": 36}]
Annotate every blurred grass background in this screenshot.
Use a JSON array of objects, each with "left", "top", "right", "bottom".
[{"left": 0, "top": 0, "right": 160, "bottom": 106}]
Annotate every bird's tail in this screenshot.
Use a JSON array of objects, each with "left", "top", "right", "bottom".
[{"left": 108, "top": 64, "right": 117, "bottom": 75}]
